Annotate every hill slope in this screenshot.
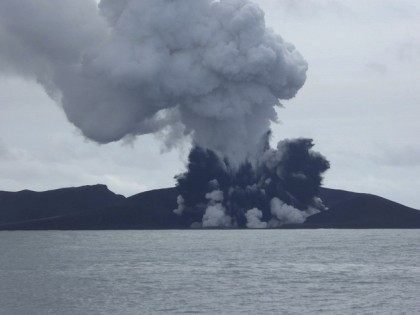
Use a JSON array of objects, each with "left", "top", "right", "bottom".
[
  {"left": 0, "top": 185, "right": 419, "bottom": 229},
  {"left": 304, "top": 188, "right": 420, "bottom": 228},
  {"left": 0, "top": 185, "right": 124, "bottom": 226}
]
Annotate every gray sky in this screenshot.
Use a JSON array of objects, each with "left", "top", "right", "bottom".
[{"left": 0, "top": 0, "right": 419, "bottom": 208}]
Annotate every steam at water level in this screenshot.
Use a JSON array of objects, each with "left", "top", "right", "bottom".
[{"left": 174, "top": 135, "right": 329, "bottom": 228}]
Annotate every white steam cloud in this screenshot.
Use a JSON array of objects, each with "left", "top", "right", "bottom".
[
  {"left": 269, "top": 197, "right": 305, "bottom": 226},
  {"left": 173, "top": 195, "right": 186, "bottom": 216},
  {"left": 202, "top": 190, "right": 232, "bottom": 228},
  {"left": 268, "top": 197, "right": 321, "bottom": 227},
  {"left": 0, "top": 0, "right": 307, "bottom": 164},
  {"left": 245, "top": 208, "right": 267, "bottom": 229}
]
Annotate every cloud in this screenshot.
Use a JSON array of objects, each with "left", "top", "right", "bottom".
[
  {"left": 395, "top": 40, "right": 420, "bottom": 62},
  {"left": 365, "top": 62, "right": 388, "bottom": 75},
  {"left": 378, "top": 145, "right": 420, "bottom": 167},
  {"left": 0, "top": 139, "right": 10, "bottom": 159},
  {"left": 0, "top": 0, "right": 308, "bottom": 165},
  {"left": 268, "top": 0, "right": 351, "bottom": 18}
]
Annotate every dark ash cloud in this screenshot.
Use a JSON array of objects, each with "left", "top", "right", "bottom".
[{"left": 174, "top": 136, "right": 330, "bottom": 228}]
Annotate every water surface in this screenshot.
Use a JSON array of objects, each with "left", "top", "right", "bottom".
[{"left": 0, "top": 230, "right": 419, "bottom": 314}]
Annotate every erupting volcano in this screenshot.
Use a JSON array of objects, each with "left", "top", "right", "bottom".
[
  {"left": 0, "top": 0, "right": 330, "bottom": 228},
  {"left": 175, "top": 136, "right": 329, "bottom": 228}
]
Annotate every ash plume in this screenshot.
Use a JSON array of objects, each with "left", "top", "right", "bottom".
[
  {"left": 0, "top": 0, "right": 307, "bottom": 164},
  {"left": 174, "top": 135, "right": 329, "bottom": 228},
  {"left": 0, "top": 0, "right": 330, "bottom": 228}
]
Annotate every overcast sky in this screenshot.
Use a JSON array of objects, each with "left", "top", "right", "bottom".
[{"left": 0, "top": 0, "right": 419, "bottom": 208}]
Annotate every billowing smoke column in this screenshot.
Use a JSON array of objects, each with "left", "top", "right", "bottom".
[
  {"left": 0, "top": 0, "right": 330, "bottom": 227},
  {"left": 0, "top": 0, "right": 307, "bottom": 163},
  {"left": 174, "top": 134, "right": 330, "bottom": 228}
]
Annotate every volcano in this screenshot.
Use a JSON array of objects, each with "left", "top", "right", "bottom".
[{"left": 0, "top": 185, "right": 418, "bottom": 230}]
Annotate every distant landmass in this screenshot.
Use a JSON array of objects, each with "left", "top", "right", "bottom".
[{"left": 0, "top": 185, "right": 419, "bottom": 230}]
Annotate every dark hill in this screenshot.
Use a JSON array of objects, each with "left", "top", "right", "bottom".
[
  {"left": 0, "top": 185, "right": 124, "bottom": 226},
  {"left": 0, "top": 185, "right": 419, "bottom": 229},
  {"left": 304, "top": 188, "right": 420, "bottom": 228}
]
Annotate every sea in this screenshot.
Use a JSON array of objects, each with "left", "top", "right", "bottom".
[{"left": 0, "top": 230, "right": 418, "bottom": 314}]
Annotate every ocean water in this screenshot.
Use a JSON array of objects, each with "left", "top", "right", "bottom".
[{"left": 0, "top": 230, "right": 418, "bottom": 314}]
